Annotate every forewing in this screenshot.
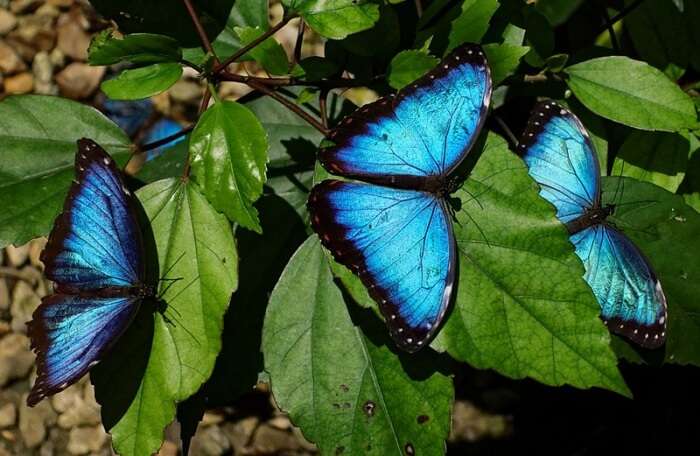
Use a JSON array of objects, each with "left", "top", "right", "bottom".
[
  {"left": 26, "top": 293, "right": 140, "bottom": 406},
  {"left": 320, "top": 43, "right": 492, "bottom": 186},
  {"left": 308, "top": 180, "right": 455, "bottom": 352},
  {"left": 518, "top": 101, "right": 601, "bottom": 222},
  {"left": 41, "top": 139, "right": 144, "bottom": 291},
  {"left": 571, "top": 225, "right": 667, "bottom": 348}
]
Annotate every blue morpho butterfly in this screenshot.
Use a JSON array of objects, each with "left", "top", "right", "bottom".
[
  {"left": 27, "top": 139, "right": 155, "bottom": 406},
  {"left": 307, "top": 44, "right": 492, "bottom": 352},
  {"left": 518, "top": 101, "right": 667, "bottom": 348}
]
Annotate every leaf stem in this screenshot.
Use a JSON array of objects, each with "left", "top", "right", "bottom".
[
  {"left": 293, "top": 20, "right": 305, "bottom": 66},
  {"left": 182, "top": 0, "right": 220, "bottom": 65},
  {"left": 213, "top": 15, "right": 295, "bottom": 73},
  {"left": 248, "top": 80, "right": 329, "bottom": 136},
  {"left": 596, "top": 0, "right": 646, "bottom": 37},
  {"left": 138, "top": 124, "right": 194, "bottom": 154},
  {"left": 319, "top": 87, "right": 329, "bottom": 129}
]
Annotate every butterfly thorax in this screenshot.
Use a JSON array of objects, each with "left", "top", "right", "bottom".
[{"left": 566, "top": 204, "right": 615, "bottom": 235}]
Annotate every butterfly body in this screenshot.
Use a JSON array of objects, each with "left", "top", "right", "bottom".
[
  {"left": 519, "top": 101, "right": 667, "bottom": 348},
  {"left": 565, "top": 204, "right": 614, "bottom": 235},
  {"left": 309, "top": 43, "right": 492, "bottom": 352},
  {"left": 27, "top": 139, "right": 151, "bottom": 406}
]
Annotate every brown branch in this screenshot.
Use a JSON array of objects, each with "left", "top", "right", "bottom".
[
  {"left": 319, "top": 88, "right": 329, "bottom": 129},
  {"left": 248, "top": 80, "right": 329, "bottom": 136},
  {"left": 293, "top": 20, "right": 305, "bottom": 65},
  {"left": 213, "top": 15, "right": 295, "bottom": 73},
  {"left": 217, "top": 70, "right": 381, "bottom": 89},
  {"left": 137, "top": 124, "right": 194, "bottom": 154},
  {"left": 182, "top": 0, "right": 220, "bottom": 65}
]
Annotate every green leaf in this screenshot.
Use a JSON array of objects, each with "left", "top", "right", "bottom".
[
  {"left": 436, "top": 134, "right": 629, "bottom": 396},
  {"left": 483, "top": 43, "right": 530, "bottom": 86},
  {"left": 190, "top": 100, "right": 269, "bottom": 232},
  {"left": 88, "top": 31, "right": 182, "bottom": 66},
  {"left": 283, "top": 0, "right": 380, "bottom": 40},
  {"left": 137, "top": 138, "right": 190, "bottom": 183},
  {"left": 612, "top": 131, "right": 690, "bottom": 192},
  {"left": 291, "top": 56, "right": 340, "bottom": 81},
  {"left": 535, "top": 0, "right": 583, "bottom": 26},
  {"left": 602, "top": 178, "right": 700, "bottom": 366},
  {"left": 93, "top": 178, "right": 237, "bottom": 455},
  {"left": 262, "top": 237, "right": 453, "bottom": 455},
  {"left": 523, "top": 6, "right": 555, "bottom": 66},
  {"left": 234, "top": 26, "right": 289, "bottom": 75},
  {"left": 565, "top": 56, "right": 698, "bottom": 132},
  {"left": 0, "top": 95, "right": 131, "bottom": 249},
  {"left": 182, "top": 0, "right": 270, "bottom": 65},
  {"left": 447, "top": 0, "right": 499, "bottom": 52},
  {"left": 101, "top": 63, "right": 183, "bottom": 100},
  {"left": 339, "top": 5, "right": 400, "bottom": 57},
  {"left": 677, "top": 135, "right": 700, "bottom": 213},
  {"left": 387, "top": 50, "right": 439, "bottom": 90},
  {"left": 624, "top": 0, "right": 688, "bottom": 73},
  {"left": 545, "top": 53, "right": 569, "bottom": 73}
]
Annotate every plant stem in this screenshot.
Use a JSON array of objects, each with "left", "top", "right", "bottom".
[
  {"left": 213, "top": 15, "right": 295, "bottom": 73},
  {"left": 319, "top": 88, "right": 329, "bottom": 129},
  {"left": 218, "top": 70, "right": 381, "bottom": 89},
  {"left": 248, "top": 80, "right": 329, "bottom": 136},
  {"left": 293, "top": 20, "right": 305, "bottom": 66},
  {"left": 138, "top": 124, "right": 194, "bottom": 154},
  {"left": 182, "top": 0, "right": 220, "bottom": 65},
  {"left": 596, "top": 0, "right": 645, "bottom": 36}
]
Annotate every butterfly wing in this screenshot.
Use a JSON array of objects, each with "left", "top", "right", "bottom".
[
  {"left": 518, "top": 101, "right": 601, "bottom": 222},
  {"left": 28, "top": 139, "right": 145, "bottom": 405},
  {"left": 571, "top": 225, "right": 667, "bottom": 348},
  {"left": 308, "top": 180, "right": 455, "bottom": 352},
  {"left": 320, "top": 43, "right": 492, "bottom": 187},
  {"left": 26, "top": 294, "right": 140, "bottom": 406},
  {"left": 41, "top": 138, "right": 144, "bottom": 292}
]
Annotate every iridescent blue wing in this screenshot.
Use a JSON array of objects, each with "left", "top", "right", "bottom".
[
  {"left": 308, "top": 180, "right": 455, "bottom": 352},
  {"left": 142, "top": 118, "right": 185, "bottom": 161},
  {"left": 571, "top": 225, "right": 667, "bottom": 348},
  {"left": 518, "top": 101, "right": 601, "bottom": 222},
  {"left": 28, "top": 139, "right": 145, "bottom": 405},
  {"left": 320, "top": 43, "right": 492, "bottom": 186},
  {"left": 41, "top": 139, "right": 144, "bottom": 292},
  {"left": 26, "top": 294, "right": 140, "bottom": 406}
]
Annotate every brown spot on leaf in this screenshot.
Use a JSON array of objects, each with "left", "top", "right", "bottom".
[
  {"left": 417, "top": 414, "right": 429, "bottom": 424},
  {"left": 363, "top": 400, "right": 376, "bottom": 417}
]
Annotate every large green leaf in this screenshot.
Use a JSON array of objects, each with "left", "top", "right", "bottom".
[
  {"left": 190, "top": 100, "right": 269, "bottom": 233},
  {"left": 92, "top": 178, "right": 237, "bottom": 456},
  {"left": 483, "top": 43, "right": 530, "bottom": 86},
  {"left": 0, "top": 95, "right": 131, "bottom": 249},
  {"left": 612, "top": 131, "right": 690, "bottom": 193},
  {"left": 602, "top": 178, "right": 700, "bottom": 366},
  {"left": 431, "top": 134, "right": 629, "bottom": 396},
  {"left": 564, "top": 57, "right": 697, "bottom": 132},
  {"left": 387, "top": 50, "right": 439, "bottom": 90},
  {"left": 283, "top": 0, "right": 380, "bottom": 39},
  {"left": 624, "top": 0, "right": 688, "bottom": 74},
  {"left": 447, "top": 0, "right": 499, "bottom": 51},
  {"left": 88, "top": 32, "right": 182, "bottom": 66},
  {"left": 101, "top": 63, "right": 183, "bottom": 100},
  {"left": 263, "top": 237, "right": 453, "bottom": 455}
]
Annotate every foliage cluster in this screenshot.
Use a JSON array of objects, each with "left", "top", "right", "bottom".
[{"left": 1, "top": 0, "right": 699, "bottom": 454}]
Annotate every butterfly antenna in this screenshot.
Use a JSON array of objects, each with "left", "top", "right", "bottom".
[
  {"left": 611, "top": 160, "right": 625, "bottom": 206},
  {"left": 491, "top": 115, "right": 519, "bottom": 150},
  {"left": 164, "top": 274, "right": 201, "bottom": 305},
  {"left": 158, "top": 278, "right": 183, "bottom": 300},
  {"left": 461, "top": 208, "right": 491, "bottom": 248}
]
